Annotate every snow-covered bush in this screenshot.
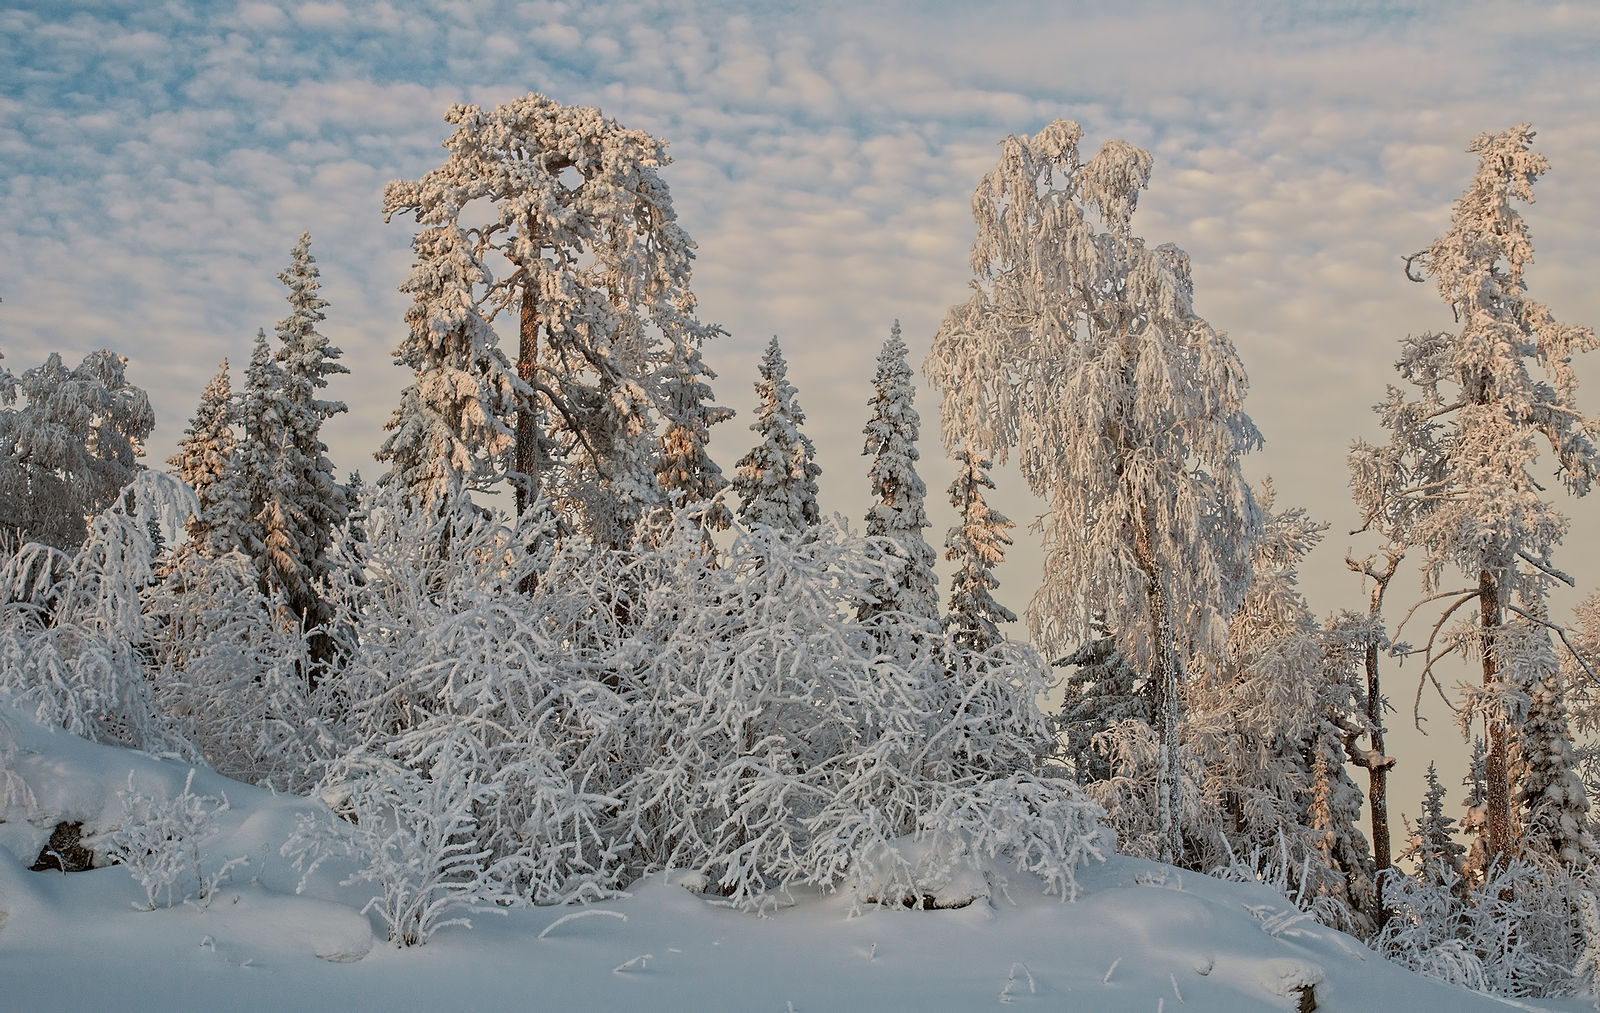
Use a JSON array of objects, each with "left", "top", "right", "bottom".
[
  {"left": 1375, "top": 859, "right": 1591, "bottom": 998},
  {"left": 604, "top": 516, "right": 1104, "bottom": 907},
  {"left": 102, "top": 769, "right": 238, "bottom": 910},
  {"left": 145, "top": 549, "right": 331, "bottom": 792},
  {"left": 308, "top": 502, "right": 1104, "bottom": 916},
  {"left": 0, "top": 472, "right": 195, "bottom": 756},
  {"left": 285, "top": 735, "right": 519, "bottom": 947}
]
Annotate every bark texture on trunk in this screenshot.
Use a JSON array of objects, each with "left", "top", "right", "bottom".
[{"left": 1480, "top": 568, "right": 1514, "bottom": 865}]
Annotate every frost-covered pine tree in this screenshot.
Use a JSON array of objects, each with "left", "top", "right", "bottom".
[
  {"left": 926, "top": 120, "right": 1261, "bottom": 864},
  {"left": 1349, "top": 125, "right": 1600, "bottom": 868},
  {"left": 168, "top": 361, "right": 250, "bottom": 557},
  {"left": 654, "top": 335, "right": 733, "bottom": 537},
  {"left": 377, "top": 222, "right": 520, "bottom": 513},
  {"left": 383, "top": 93, "right": 721, "bottom": 546},
  {"left": 859, "top": 323, "right": 937, "bottom": 639},
  {"left": 734, "top": 337, "right": 821, "bottom": 535},
  {"left": 943, "top": 442, "right": 1016, "bottom": 655},
  {"left": 0, "top": 349, "right": 154, "bottom": 550}
]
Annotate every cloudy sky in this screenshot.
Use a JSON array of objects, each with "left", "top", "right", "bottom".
[{"left": 5, "top": 0, "right": 1600, "bottom": 816}]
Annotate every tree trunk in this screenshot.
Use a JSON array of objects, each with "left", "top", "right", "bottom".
[
  {"left": 515, "top": 275, "right": 542, "bottom": 516},
  {"left": 1359, "top": 554, "right": 1397, "bottom": 928},
  {"left": 1480, "top": 568, "right": 1514, "bottom": 865},
  {"left": 1137, "top": 511, "right": 1182, "bottom": 867}
]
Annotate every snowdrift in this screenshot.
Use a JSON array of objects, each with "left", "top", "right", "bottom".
[{"left": 0, "top": 712, "right": 1572, "bottom": 1012}]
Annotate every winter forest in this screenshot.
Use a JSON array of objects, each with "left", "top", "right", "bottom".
[{"left": 5, "top": 88, "right": 1600, "bottom": 1006}]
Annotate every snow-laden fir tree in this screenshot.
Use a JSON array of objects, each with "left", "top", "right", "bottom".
[
  {"left": 377, "top": 222, "right": 521, "bottom": 513},
  {"left": 1514, "top": 660, "right": 1594, "bottom": 868},
  {"left": 168, "top": 361, "right": 250, "bottom": 558},
  {"left": 1057, "top": 617, "right": 1149, "bottom": 783},
  {"left": 925, "top": 120, "right": 1261, "bottom": 863},
  {"left": 859, "top": 322, "right": 937, "bottom": 639},
  {"left": 943, "top": 441, "right": 1016, "bottom": 655},
  {"left": 734, "top": 337, "right": 820, "bottom": 535},
  {"left": 0, "top": 350, "right": 154, "bottom": 550},
  {"left": 654, "top": 335, "right": 733, "bottom": 539},
  {"left": 383, "top": 93, "right": 722, "bottom": 546},
  {"left": 230, "top": 329, "right": 277, "bottom": 567},
  {"left": 1349, "top": 124, "right": 1600, "bottom": 868},
  {"left": 273, "top": 232, "right": 350, "bottom": 588},
  {"left": 1406, "top": 761, "right": 1468, "bottom": 892}
]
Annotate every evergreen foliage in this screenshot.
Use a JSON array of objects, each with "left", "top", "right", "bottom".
[
  {"left": 168, "top": 361, "right": 249, "bottom": 558},
  {"left": 942, "top": 442, "right": 1016, "bottom": 656},
  {"left": 733, "top": 337, "right": 821, "bottom": 534},
  {"left": 654, "top": 336, "right": 733, "bottom": 537},
  {"left": 382, "top": 93, "right": 723, "bottom": 546},
  {"left": 859, "top": 322, "right": 937, "bottom": 638}
]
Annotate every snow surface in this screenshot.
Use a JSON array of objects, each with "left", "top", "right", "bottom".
[{"left": 0, "top": 713, "right": 1582, "bottom": 1012}]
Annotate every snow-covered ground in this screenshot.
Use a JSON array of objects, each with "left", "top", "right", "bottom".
[{"left": 0, "top": 714, "right": 1580, "bottom": 1012}]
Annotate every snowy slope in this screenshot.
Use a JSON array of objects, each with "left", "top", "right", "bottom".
[{"left": 0, "top": 714, "right": 1579, "bottom": 1012}]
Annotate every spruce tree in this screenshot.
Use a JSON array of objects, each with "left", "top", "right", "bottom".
[
  {"left": 1407, "top": 761, "right": 1467, "bottom": 891},
  {"left": 733, "top": 337, "right": 820, "bottom": 535},
  {"left": 1516, "top": 666, "right": 1595, "bottom": 867},
  {"left": 943, "top": 441, "right": 1016, "bottom": 655},
  {"left": 273, "top": 232, "right": 349, "bottom": 588},
  {"left": 168, "top": 360, "right": 249, "bottom": 557},
  {"left": 270, "top": 233, "right": 349, "bottom": 684},
  {"left": 655, "top": 336, "right": 733, "bottom": 537},
  {"left": 860, "top": 323, "right": 937, "bottom": 638}
]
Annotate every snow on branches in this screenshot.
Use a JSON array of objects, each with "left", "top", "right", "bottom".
[{"left": 928, "top": 119, "right": 1260, "bottom": 864}]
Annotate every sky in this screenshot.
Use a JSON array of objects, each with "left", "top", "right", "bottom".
[{"left": 5, "top": 0, "right": 1600, "bottom": 825}]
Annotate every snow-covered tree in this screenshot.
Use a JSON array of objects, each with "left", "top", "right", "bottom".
[
  {"left": 926, "top": 120, "right": 1261, "bottom": 863},
  {"left": 167, "top": 361, "right": 250, "bottom": 557},
  {"left": 382, "top": 93, "right": 721, "bottom": 546},
  {"left": 1335, "top": 540, "right": 1404, "bottom": 884},
  {"left": 943, "top": 442, "right": 1016, "bottom": 655},
  {"left": 377, "top": 222, "right": 520, "bottom": 513},
  {"left": 860, "top": 322, "right": 937, "bottom": 640},
  {"left": 1515, "top": 661, "right": 1594, "bottom": 868},
  {"left": 1187, "top": 491, "right": 1325, "bottom": 848},
  {"left": 734, "top": 337, "right": 820, "bottom": 535},
  {"left": 272, "top": 232, "right": 350, "bottom": 593},
  {"left": 654, "top": 335, "right": 732, "bottom": 538},
  {"left": 0, "top": 471, "right": 195, "bottom": 754},
  {"left": 1349, "top": 124, "right": 1600, "bottom": 868},
  {"left": 0, "top": 349, "right": 154, "bottom": 550},
  {"left": 1405, "top": 762, "right": 1467, "bottom": 891}
]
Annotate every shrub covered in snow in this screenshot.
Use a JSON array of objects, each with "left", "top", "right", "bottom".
[{"left": 101, "top": 769, "right": 239, "bottom": 910}]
